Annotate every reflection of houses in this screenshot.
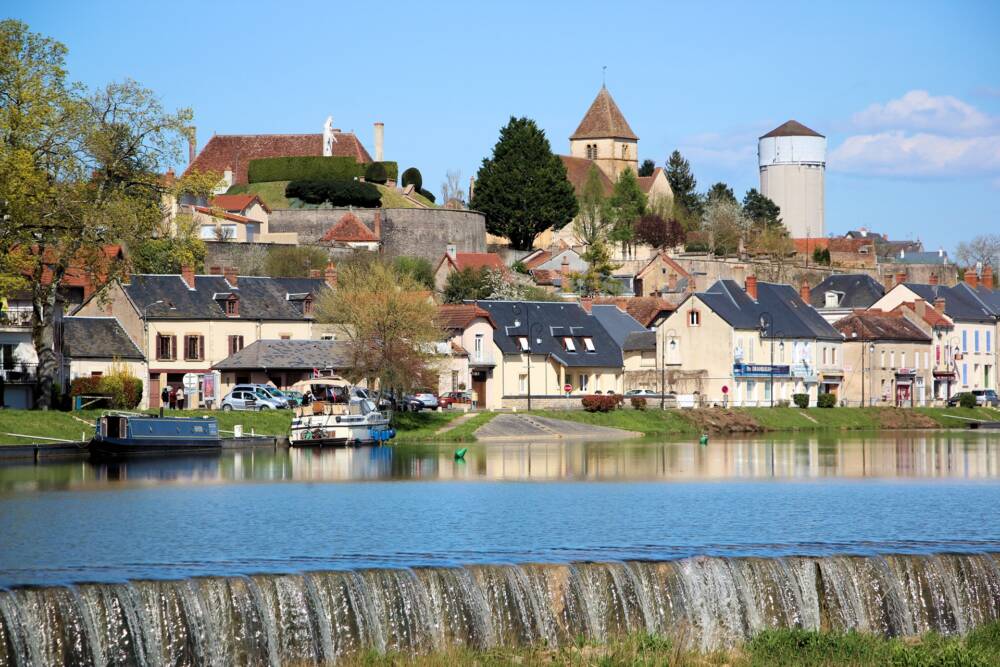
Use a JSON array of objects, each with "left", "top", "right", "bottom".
[
  {"left": 588, "top": 305, "right": 657, "bottom": 391},
  {"left": 433, "top": 246, "right": 507, "bottom": 291},
  {"left": 656, "top": 277, "right": 843, "bottom": 406},
  {"left": 809, "top": 274, "right": 885, "bottom": 324},
  {"left": 213, "top": 339, "right": 352, "bottom": 395},
  {"left": 434, "top": 304, "right": 501, "bottom": 409},
  {"left": 62, "top": 317, "right": 146, "bottom": 384}
]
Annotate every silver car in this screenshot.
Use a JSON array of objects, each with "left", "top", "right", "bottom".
[
  {"left": 413, "top": 392, "right": 439, "bottom": 408},
  {"left": 221, "top": 389, "right": 282, "bottom": 411},
  {"left": 232, "top": 384, "right": 289, "bottom": 409}
]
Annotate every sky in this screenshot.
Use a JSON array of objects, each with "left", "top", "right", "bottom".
[{"left": 10, "top": 0, "right": 1000, "bottom": 252}]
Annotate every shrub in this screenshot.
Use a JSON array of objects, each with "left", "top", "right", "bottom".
[
  {"left": 817, "top": 393, "right": 836, "bottom": 408},
  {"left": 401, "top": 167, "right": 422, "bottom": 191},
  {"left": 265, "top": 246, "right": 330, "bottom": 277},
  {"left": 247, "top": 156, "right": 362, "bottom": 183},
  {"left": 630, "top": 396, "right": 647, "bottom": 410},
  {"left": 792, "top": 393, "right": 810, "bottom": 409},
  {"left": 70, "top": 365, "right": 143, "bottom": 409},
  {"left": 373, "top": 161, "right": 398, "bottom": 183},
  {"left": 418, "top": 188, "right": 436, "bottom": 203},
  {"left": 959, "top": 392, "right": 977, "bottom": 409},
  {"left": 285, "top": 180, "right": 381, "bottom": 208},
  {"left": 364, "top": 161, "right": 388, "bottom": 184},
  {"left": 581, "top": 395, "right": 618, "bottom": 412}
]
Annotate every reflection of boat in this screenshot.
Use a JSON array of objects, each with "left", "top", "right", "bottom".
[
  {"left": 89, "top": 412, "right": 221, "bottom": 458},
  {"left": 288, "top": 378, "right": 395, "bottom": 447}
]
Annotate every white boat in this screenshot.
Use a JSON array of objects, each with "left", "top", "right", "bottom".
[{"left": 287, "top": 377, "right": 395, "bottom": 447}]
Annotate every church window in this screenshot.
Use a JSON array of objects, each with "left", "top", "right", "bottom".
[{"left": 621, "top": 144, "right": 628, "bottom": 159}]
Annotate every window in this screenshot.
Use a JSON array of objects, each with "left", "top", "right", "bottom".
[
  {"left": 688, "top": 310, "right": 700, "bottom": 326},
  {"left": 320, "top": 333, "right": 336, "bottom": 341},
  {"left": 580, "top": 374, "right": 589, "bottom": 392},
  {"left": 900, "top": 352, "right": 906, "bottom": 369},
  {"left": 91, "top": 371, "right": 103, "bottom": 377},
  {"left": 832, "top": 348, "right": 837, "bottom": 365},
  {"left": 962, "top": 330, "right": 968, "bottom": 353},
  {"left": 566, "top": 373, "right": 574, "bottom": 389},
  {"left": 518, "top": 374, "right": 527, "bottom": 394},
  {"left": 890, "top": 351, "right": 895, "bottom": 369},
  {"left": 914, "top": 352, "right": 919, "bottom": 370},
  {"left": 563, "top": 337, "right": 576, "bottom": 352},
  {"left": 303, "top": 297, "right": 313, "bottom": 316},
  {"left": 474, "top": 334, "right": 484, "bottom": 360},
  {"left": 621, "top": 144, "right": 628, "bottom": 159},
  {"left": 221, "top": 224, "right": 237, "bottom": 240},
  {"left": 963, "top": 363, "right": 968, "bottom": 386},
  {"left": 936, "top": 345, "right": 941, "bottom": 364},
  {"left": 747, "top": 380, "right": 756, "bottom": 402},
  {"left": 280, "top": 334, "right": 291, "bottom": 340},
  {"left": 184, "top": 335, "right": 204, "bottom": 361},
  {"left": 200, "top": 225, "right": 217, "bottom": 240},
  {"left": 157, "top": 334, "right": 176, "bottom": 361},
  {"left": 228, "top": 335, "right": 244, "bottom": 355},
  {"left": 975, "top": 331, "right": 980, "bottom": 353},
  {"left": 225, "top": 297, "right": 239, "bottom": 317},
  {"left": 880, "top": 350, "right": 886, "bottom": 368},
  {"left": 924, "top": 352, "right": 929, "bottom": 369},
  {"left": 583, "top": 337, "right": 595, "bottom": 352},
  {"left": 764, "top": 382, "right": 772, "bottom": 402},
  {"left": 822, "top": 347, "right": 828, "bottom": 365},
  {"left": 517, "top": 336, "right": 529, "bottom": 351},
  {"left": 988, "top": 331, "right": 993, "bottom": 353}
]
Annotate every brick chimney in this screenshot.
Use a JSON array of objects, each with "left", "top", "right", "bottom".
[
  {"left": 561, "top": 255, "right": 571, "bottom": 293},
  {"left": 883, "top": 273, "right": 894, "bottom": 293},
  {"left": 187, "top": 127, "right": 196, "bottom": 164},
  {"left": 929, "top": 272, "right": 939, "bottom": 285},
  {"left": 325, "top": 262, "right": 337, "bottom": 289},
  {"left": 373, "top": 122, "right": 384, "bottom": 162},
  {"left": 163, "top": 168, "right": 175, "bottom": 188},
  {"left": 799, "top": 279, "right": 810, "bottom": 303},
  {"left": 895, "top": 271, "right": 907, "bottom": 286},
  {"left": 209, "top": 265, "right": 222, "bottom": 275},
  {"left": 180, "top": 265, "right": 195, "bottom": 290},
  {"left": 964, "top": 269, "right": 978, "bottom": 290},
  {"left": 745, "top": 275, "right": 758, "bottom": 301},
  {"left": 983, "top": 265, "right": 994, "bottom": 290},
  {"left": 224, "top": 266, "right": 238, "bottom": 288},
  {"left": 933, "top": 297, "right": 946, "bottom": 314}
]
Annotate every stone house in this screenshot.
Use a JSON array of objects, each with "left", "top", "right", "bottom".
[
  {"left": 191, "top": 205, "right": 297, "bottom": 244},
  {"left": 632, "top": 252, "right": 694, "bottom": 297},
  {"left": 434, "top": 304, "right": 501, "bottom": 409},
  {"left": 318, "top": 212, "right": 381, "bottom": 252},
  {"left": 885, "top": 299, "right": 956, "bottom": 401}
]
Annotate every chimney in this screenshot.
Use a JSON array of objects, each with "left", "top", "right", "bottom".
[
  {"left": 667, "top": 272, "right": 678, "bottom": 292},
  {"left": 163, "top": 168, "right": 175, "bottom": 188},
  {"left": 929, "top": 272, "right": 939, "bottom": 285},
  {"left": 964, "top": 269, "right": 978, "bottom": 290},
  {"left": 224, "top": 266, "right": 238, "bottom": 288},
  {"left": 446, "top": 243, "right": 457, "bottom": 260},
  {"left": 561, "top": 255, "right": 571, "bottom": 293},
  {"left": 914, "top": 299, "right": 927, "bottom": 320},
  {"left": 309, "top": 269, "right": 321, "bottom": 278},
  {"left": 686, "top": 276, "right": 697, "bottom": 293},
  {"left": 209, "top": 265, "right": 222, "bottom": 275},
  {"left": 188, "top": 127, "right": 196, "bottom": 164},
  {"left": 745, "top": 275, "right": 758, "bottom": 301},
  {"left": 468, "top": 176, "right": 475, "bottom": 202},
  {"left": 933, "top": 297, "right": 946, "bottom": 314},
  {"left": 895, "top": 271, "right": 907, "bottom": 286},
  {"left": 799, "top": 279, "right": 810, "bottom": 303},
  {"left": 883, "top": 273, "right": 894, "bottom": 293},
  {"left": 373, "top": 122, "right": 384, "bottom": 162},
  {"left": 181, "top": 264, "right": 195, "bottom": 290},
  {"left": 982, "top": 265, "right": 994, "bottom": 290},
  {"left": 325, "top": 262, "right": 337, "bottom": 288}
]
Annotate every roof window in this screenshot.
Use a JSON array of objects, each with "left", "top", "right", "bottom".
[{"left": 583, "top": 337, "right": 595, "bottom": 352}]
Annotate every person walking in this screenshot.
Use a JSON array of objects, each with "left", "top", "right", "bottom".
[{"left": 161, "top": 385, "right": 170, "bottom": 410}]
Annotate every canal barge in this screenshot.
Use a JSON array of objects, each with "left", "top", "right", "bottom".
[
  {"left": 288, "top": 378, "right": 395, "bottom": 447},
  {"left": 89, "top": 412, "right": 221, "bottom": 458}
]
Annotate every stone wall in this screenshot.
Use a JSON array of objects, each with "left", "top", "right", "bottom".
[{"left": 269, "top": 208, "right": 486, "bottom": 263}]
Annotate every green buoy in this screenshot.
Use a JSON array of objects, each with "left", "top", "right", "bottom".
[
  {"left": 699, "top": 434, "right": 709, "bottom": 446},
  {"left": 454, "top": 447, "right": 468, "bottom": 460}
]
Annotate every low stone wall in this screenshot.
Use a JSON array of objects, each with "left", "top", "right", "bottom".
[{"left": 501, "top": 395, "right": 585, "bottom": 410}]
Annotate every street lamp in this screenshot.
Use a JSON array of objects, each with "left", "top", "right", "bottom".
[
  {"left": 759, "top": 313, "right": 783, "bottom": 407},
  {"left": 661, "top": 328, "right": 676, "bottom": 409},
  {"left": 863, "top": 342, "right": 875, "bottom": 407},
  {"left": 511, "top": 303, "right": 543, "bottom": 411}
]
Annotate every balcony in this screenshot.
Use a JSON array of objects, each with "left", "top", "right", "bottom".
[
  {"left": 0, "top": 307, "right": 33, "bottom": 329},
  {"left": 469, "top": 350, "right": 497, "bottom": 368},
  {"left": 0, "top": 363, "right": 39, "bottom": 384}
]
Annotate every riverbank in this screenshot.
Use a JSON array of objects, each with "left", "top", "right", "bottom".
[{"left": 343, "top": 623, "right": 1000, "bottom": 666}]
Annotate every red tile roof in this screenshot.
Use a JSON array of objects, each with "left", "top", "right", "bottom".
[
  {"left": 833, "top": 310, "right": 931, "bottom": 341},
  {"left": 888, "top": 302, "right": 954, "bottom": 329},
  {"left": 636, "top": 167, "right": 664, "bottom": 194},
  {"left": 209, "top": 193, "right": 272, "bottom": 214},
  {"left": 792, "top": 238, "right": 830, "bottom": 254},
  {"left": 436, "top": 304, "right": 496, "bottom": 329},
  {"left": 184, "top": 133, "right": 372, "bottom": 185},
  {"left": 441, "top": 252, "right": 506, "bottom": 272},
  {"left": 583, "top": 296, "right": 675, "bottom": 328},
  {"left": 560, "top": 155, "right": 613, "bottom": 196},
  {"left": 635, "top": 252, "right": 691, "bottom": 281},
  {"left": 320, "top": 213, "right": 378, "bottom": 242},
  {"left": 530, "top": 269, "right": 561, "bottom": 286},
  {"left": 523, "top": 250, "right": 553, "bottom": 270},
  {"left": 193, "top": 206, "right": 256, "bottom": 224},
  {"left": 570, "top": 87, "right": 638, "bottom": 140}
]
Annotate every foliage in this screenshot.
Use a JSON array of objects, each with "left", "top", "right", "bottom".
[
  {"left": 480, "top": 267, "right": 561, "bottom": 301},
  {"left": 401, "top": 167, "right": 423, "bottom": 191},
  {"left": 69, "top": 363, "right": 143, "bottom": 409},
  {"left": 637, "top": 159, "right": 656, "bottom": 177},
  {"left": 665, "top": 150, "right": 702, "bottom": 222},
  {"left": 285, "top": 179, "right": 381, "bottom": 207},
  {"left": 607, "top": 167, "right": 646, "bottom": 248},
  {"left": 393, "top": 256, "right": 435, "bottom": 290},
  {"left": 750, "top": 225, "right": 795, "bottom": 280},
  {"left": 316, "top": 259, "right": 440, "bottom": 393},
  {"left": 471, "top": 116, "right": 578, "bottom": 250},
  {"left": 743, "top": 187, "right": 782, "bottom": 227},
  {"left": 443, "top": 267, "right": 489, "bottom": 303},
  {"left": 229, "top": 242, "right": 270, "bottom": 276},
  {"left": 575, "top": 239, "right": 621, "bottom": 296},
  {"left": 363, "top": 161, "right": 388, "bottom": 184},
  {"left": 630, "top": 396, "right": 647, "bottom": 410},
  {"left": 225, "top": 180, "right": 291, "bottom": 209},
  {"left": 959, "top": 392, "right": 977, "bottom": 409},
  {"left": 955, "top": 234, "right": 1000, "bottom": 275},
  {"left": 511, "top": 259, "right": 528, "bottom": 274},
  {"left": 792, "top": 393, "right": 810, "bottom": 408},
  {"left": 702, "top": 199, "right": 748, "bottom": 256},
  {"left": 634, "top": 214, "right": 684, "bottom": 250},
  {"left": 264, "top": 245, "right": 329, "bottom": 277},
  {"left": 706, "top": 181, "right": 738, "bottom": 207},
  {"left": 418, "top": 187, "right": 436, "bottom": 203},
  {"left": 131, "top": 214, "right": 207, "bottom": 273},
  {"left": 813, "top": 247, "right": 832, "bottom": 265},
  {"left": 581, "top": 394, "right": 619, "bottom": 412},
  {"left": 573, "top": 164, "right": 611, "bottom": 245},
  {"left": 0, "top": 20, "right": 191, "bottom": 409},
  {"left": 817, "top": 393, "right": 836, "bottom": 408},
  {"left": 247, "top": 155, "right": 362, "bottom": 183}
]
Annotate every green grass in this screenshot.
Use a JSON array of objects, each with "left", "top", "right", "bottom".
[
  {"left": 529, "top": 409, "right": 698, "bottom": 436},
  {"left": 226, "top": 181, "right": 291, "bottom": 209},
  {"left": 740, "top": 407, "right": 882, "bottom": 431},
  {"left": 157, "top": 409, "right": 292, "bottom": 436},
  {"left": 390, "top": 411, "right": 464, "bottom": 442},
  {"left": 914, "top": 406, "right": 1000, "bottom": 427},
  {"left": 0, "top": 410, "right": 96, "bottom": 444},
  {"left": 432, "top": 411, "right": 496, "bottom": 442}
]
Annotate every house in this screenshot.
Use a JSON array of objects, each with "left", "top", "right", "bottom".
[
  {"left": 62, "top": 317, "right": 146, "bottom": 384},
  {"left": 631, "top": 252, "right": 694, "bottom": 297},
  {"left": 832, "top": 311, "right": 933, "bottom": 406},
  {"left": 435, "top": 304, "right": 501, "bottom": 408},
  {"left": 589, "top": 305, "right": 658, "bottom": 392},
  {"left": 583, "top": 296, "right": 675, "bottom": 329},
  {"left": 656, "top": 276, "right": 844, "bottom": 406},
  {"left": 809, "top": 274, "right": 886, "bottom": 323},
  {"left": 212, "top": 339, "right": 352, "bottom": 395},
  {"left": 209, "top": 194, "right": 271, "bottom": 221},
  {"left": 886, "top": 299, "right": 956, "bottom": 401},
  {"left": 318, "top": 211, "right": 380, "bottom": 251},
  {"left": 475, "top": 300, "right": 625, "bottom": 407},
  {"left": 73, "top": 266, "right": 333, "bottom": 408},
  {"left": 190, "top": 205, "right": 297, "bottom": 244},
  {"left": 870, "top": 270, "right": 998, "bottom": 393},
  {"left": 0, "top": 295, "right": 50, "bottom": 409},
  {"left": 433, "top": 247, "right": 507, "bottom": 291}
]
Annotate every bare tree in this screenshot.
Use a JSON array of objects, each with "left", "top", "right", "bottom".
[
  {"left": 955, "top": 234, "right": 1000, "bottom": 269},
  {"left": 440, "top": 169, "right": 465, "bottom": 205}
]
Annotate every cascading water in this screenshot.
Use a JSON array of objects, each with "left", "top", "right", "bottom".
[{"left": 1, "top": 552, "right": 998, "bottom": 665}]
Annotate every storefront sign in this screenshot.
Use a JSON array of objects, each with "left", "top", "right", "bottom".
[{"left": 733, "top": 363, "right": 790, "bottom": 378}]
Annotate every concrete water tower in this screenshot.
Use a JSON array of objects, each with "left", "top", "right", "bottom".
[{"left": 758, "top": 120, "right": 826, "bottom": 239}]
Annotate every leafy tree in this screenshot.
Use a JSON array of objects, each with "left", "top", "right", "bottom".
[
  {"left": 742, "top": 188, "right": 782, "bottom": 228},
  {"left": 573, "top": 164, "right": 611, "bottom": 245},
  {"left": 665, "top": 150, "right": 702, "bottom": 221},
  {"left": 511, "top": 259, "right": 528, "bottom": 274},
  {"left": 0, "top": 20, "right": 191, "bottom": 408},
  {"left": 131, "top": 214, "right": 206, "bottom": 273},
  {"left": 393, "top": 256, "right": 435, "bottom": 290},
  {"left": 706, "top": 182, "right": 737, "bottom": 207},
  {"left": 575, "top": 239, "right": 621, "bottom": 296},
  {"left": 481, "top": 268, "right": 560, "bottom": 301},
  {"left": 607, "top": 168, "right": 646, "bottom": 249},
  {"left": 955, "top": 234, "right": 1000, "bottom": 272},
  {"left": 638, "top": 159, "right": 656, "bottom": 177},
  {"left": 702, "top": 199, "right": 747, "bottom": 257},
  {"left": 750, "top": 225, "right": 795, "bottom": 282},
  {"left": 439, "top": 169, "right": 465, "bottom": 205},
  {"left": 634, "top": 215, "right": 684, "bottom": 250},
  {"left": 264, "top": 246, "right": 330, "bottom": 277},
  {"left": 443, "top": 267, "right": 489, "bottom": 303},
  {"left": 812, "top": 247, "right": 831, "bottom": 265},
  {"left": 471, "top": 117, "right": 577, "bottom": 250}
]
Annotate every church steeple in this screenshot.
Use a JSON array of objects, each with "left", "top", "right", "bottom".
[
  {"left": 569, "top": 87, "right": 639, "bottom": 181},
  {"left": 570, "top": 87, "right": 638, "bottom": 141}
]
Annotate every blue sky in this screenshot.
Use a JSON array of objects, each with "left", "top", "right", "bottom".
[{"left": 11, "top": 1, "right": 1000, "bottom": 251}]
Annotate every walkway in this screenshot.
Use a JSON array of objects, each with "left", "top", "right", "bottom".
[
  {"left": 474, "top": 414, "right": 639, "bottom": 442},
  {"left": 434, "top": 412, "right": 478, "bottom": 435}
]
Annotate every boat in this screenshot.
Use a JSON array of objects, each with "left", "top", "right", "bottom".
[
  {"left": 288, "top": 377, "right": 395, "bottom": 447},
  {"left": 89, "top": 412, "right": 221, "bottom": 458}
]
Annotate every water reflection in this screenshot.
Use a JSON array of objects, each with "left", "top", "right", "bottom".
[{"left": 1, "top": 432, "right": 998, "bottom": 491}]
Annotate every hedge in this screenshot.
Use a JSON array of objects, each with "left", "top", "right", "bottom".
[
  {"left": 959, "top": 392, "right": 977, "bottom": 409},
  {"left": 581, "top": 394, "right": 619, "bottom": 412},
  {"left": 248, "top": 156, "right": 363, "bottom": 183},
  {"left": 817, "top": 393, "right": 836, "bottom": 408},
  {"left": 375, "top": 161, "right": 398, "bottom": 183},
  {"left": 70, "top": 374, "right": 143, "bottom": 410},
  {"left": 364, "top": 162, "right": 388, "bottom": 184},
  {"left": 418, "top": 188, "right": 436, "bottom": 203},
  {"left": 285, "top": 179, "right": 381, "bottom": 207},
  {"left": 401, "top": 167, "right": 422, "bottom": 191},
  {"left": 792, "top": 393, "right": 809, "bottom": 408},
  {"left": 630, "top": 396, "right": 647, "bottom": 410}
]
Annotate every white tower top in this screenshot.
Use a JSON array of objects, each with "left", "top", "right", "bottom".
[{"left": 758, "top": 120, "right": 826, "bottom": 167}]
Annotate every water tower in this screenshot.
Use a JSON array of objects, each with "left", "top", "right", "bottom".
[{"left": 757, "top": 120, "right": 826, "bottom": 239}]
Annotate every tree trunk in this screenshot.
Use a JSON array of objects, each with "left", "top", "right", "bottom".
[{"left": 31, "top": 285, "right": 60, "bottom": 410}]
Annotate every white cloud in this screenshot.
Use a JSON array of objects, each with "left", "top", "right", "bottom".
[{"left": 851, "top": 90, "right": 995, "bottom": 135}]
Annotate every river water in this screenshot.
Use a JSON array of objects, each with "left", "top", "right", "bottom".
[{"left": 1, "top": 431, "right": 999, "bottom": 663}]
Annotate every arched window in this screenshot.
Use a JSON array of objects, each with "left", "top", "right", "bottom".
[{"left": 621, "top": 144, "right": 628, "bottom": 159}]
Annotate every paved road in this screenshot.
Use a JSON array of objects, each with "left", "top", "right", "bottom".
[{"left": 475, "top": 414, "right": 639, "bottom": 441}]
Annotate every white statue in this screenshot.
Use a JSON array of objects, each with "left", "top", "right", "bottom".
[{"left": 322, "top": 115, "right": 337, "bottom": 156}]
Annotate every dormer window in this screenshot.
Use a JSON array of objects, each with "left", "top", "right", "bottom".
[
  {"left": 225, "top": 295, "right": 239, "bottom": 317},
  {"left": 563, "top": 337, "right": 576, "bottom": 352},
  {"left": 518, "top": 336, "right": 529, "bottom": 351},
  {"left": 303, "top": 296, "right": 314, "bottom": 316}
]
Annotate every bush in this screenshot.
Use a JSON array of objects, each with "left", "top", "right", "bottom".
[
  {"left": 70, "top": 366, "right": 143, "bottom": 410},
  {"left": 817, "top": 393, "right": 836, "bottom": 408},
  {"left": 247, "top": 156, "right": 362, "bottom": 183},
  {"left": 581, "top": 395, "right": 618, "bottom": 412},
  {"left": 630, "top": 396, "right": 647, "bottom": 410},
  {"left": 265, "top": 246, "right": 330, "bottom": 277},
  {"left": 792, "top": 393, "right": 810, "bottom": 409},
  {"left": 959, "top": 392, "right": 977, "bottom": 409},
  {"left": 285, "top": 180, "right": 381, "bottom": 207},
  {"left": 401, "top": 167, "right": 422, "bottom": 191},
  {"left": 418, "top": 188, "right": 436, "bottom": 203},
  {"left": 364, "top": 161, "right": 388, "bottom": 184},
  {"left": 372, "top": 161, "right": 398, "bottom": 183}
]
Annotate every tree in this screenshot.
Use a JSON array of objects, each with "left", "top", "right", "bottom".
[
  {"left": 750, "top": 225, "right": 795, "bottom": 282},
  {"left": 575, "top": 239, "right": 621, "bottom": 296},
  {"left": 0, "top": 20, "right": 191, "bottom": 408},
  {"left": 742, "top": 188, "right": 782, "bottom": 228},
  {"left": 638, "top": 159, "right": 656, "bottom": 177},
  {"left": 131, "top": 214, "right": 207, "bottom": 273},
  {"left": 471, "top": 117, "right": 577, "bottom": 250},
  {"left": 393, "top": 256, "right": 435, "bottom": 290},
  {"left": 705, "top": 182, "right": 737, "bottom": 207},
  {"left": 316, "top": 260, "right": 440, "bottom": 393},
  {"left": 955, "top": 234, "right": 1000, "bottom": 272},
  {"left": 607, "top": 168, "right": 646, "bottom": 250},
  {"left": 702, "top": 199, "right": 747, "bottom": 257},
  {"left": 264, "top": 246, "right": 330, "bottom": 277},
  {"left": 812, "top": 247, "right": 831, "bottom": 266},
  {"left": 573, "top": 164, "right": 611, "bottom": 245},
  {"left": 443, "top": 267, "right": 489, "bottom": 303},
  {"left": 634, "top": 215, "right": 685, "bottom": 250},
  {"left": 665, "top": 150, "right": 702, "bottom": 222},
  {"left": 439, "top": 169, "right": 465, "bottom": 205},
  {"left": 481, "top": 268, "right": 561, "bottom": 301}
]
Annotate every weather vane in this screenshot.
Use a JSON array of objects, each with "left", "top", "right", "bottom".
[{"left": 602, "top": 65, "right": 607, "bottom": 87}]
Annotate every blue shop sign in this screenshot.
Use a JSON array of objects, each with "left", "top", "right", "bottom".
[{"left": 733, "top": 363, "right": 791, "bottom": 378}]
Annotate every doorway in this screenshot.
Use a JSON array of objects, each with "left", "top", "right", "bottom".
[{"left": 471, "top": 371, "right": 487, "bottom": 409}]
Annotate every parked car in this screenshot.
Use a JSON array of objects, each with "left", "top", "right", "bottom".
[
  {"left": 400, "top": 394, "right": 425, "bottom": 412},
  {"left": 221, "top": 389, "right": 282, "bottom": 411},
  {"left": 439, "top": 391, "right": 472, "bottom": 408},
  {"left": 950, "top": 389, "right": 1000, "bottom": 407},
  {"left": 625, "top": 389, "right": 658, "bottom": 397},
  {"left": 413, "top": 392, "right": 439, "bottom": 409},
  {"left": 279, "top": 390, "right": 304, "bottom": 407},
  {"left": 232, "top": 384, "right": 290, "bottom": 409}
]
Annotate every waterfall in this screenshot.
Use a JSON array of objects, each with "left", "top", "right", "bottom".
[{"left": 1, "top": 553, "right": 998, "bottom": 665}]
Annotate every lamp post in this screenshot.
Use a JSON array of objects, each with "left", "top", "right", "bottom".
[
  {"left": 661, "top": 328, "right": 676, "bottom": 409},
  {"left": 759, "top": 313, "right": 782, "bottom": 407},
  {"left": 512, "top": 304, "right": 543, "bottom": 411}
]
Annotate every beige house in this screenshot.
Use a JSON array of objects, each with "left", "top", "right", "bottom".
[
  {"left": 435, "top": 304, "right": 501, "bottom": 409},
  {"left": 191, "top": 204, "right": 297, "bottom": 244},
  {"left": 62, "top": 317, "right": 147, "bottom": 393},
  {"left": 589, "top": 304, "right": 658, "bottom": 391},
  {"left": 212, "top": 339, "right": 353, "bottom": 396},
  {"left": 433, "top": 248, "right": 507, "bottom": 292},
  {"left": 632, "top": 252, "right": 694, "bottom": 297},
  {"left": 74, "top": 266, "right": 333, "bottom": 408}
]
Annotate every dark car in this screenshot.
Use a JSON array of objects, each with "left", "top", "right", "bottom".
[{"left": 945, "top": 390, "right": 998, "bottom": 407}]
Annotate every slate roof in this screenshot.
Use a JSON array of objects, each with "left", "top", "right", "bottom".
[
  {"left": 119, "top": 274, "right": 328, "bottom": 321},
  {"left": 898, "top": 283, "right": 998, "bottom": 323},
  {"left": 185, "top": 133, "right": 372, "bottom": 185},
  {"left": 435, "top": 304, "right": 496, "bottom": 330},
  {"left": 886, "top": 250, "right": 949, "bottom": 265},
  {"left": 320, "top": 212, "right": 378, "bottom": 242},
  {"left": 559, "top": 155, "right": 614, "bottom": 195},
  {"left": 63, "top": 317, "right": 145, "bottom": 360},
  {"left": 474, "top": 301, "right": 624, "bottom": 368},
  {"left": 833, "top": 312, "right": 932, "bottom": 343},
  {"left": 809, "top": 274, "right": 885, "bottom": 309},
  {"left": 570, "top": 87, "right": 638, "bottom": 140},
  {"left": 695, "top": 280, "right": 842, "bottom": 340},
  {"left": 590, "top": 305, "right": 656, "bottom": 351},
  {"left": 213, "top": 339, "right": 351, "bottom": 371},
  {"left": 760, "top": 120, "right": 824, "bottom": 139}
]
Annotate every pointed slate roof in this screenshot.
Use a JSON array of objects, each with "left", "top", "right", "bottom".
[
  {"left": 570, "top": 87, "right": 638, "bottom": 141},
  {"left": 760, "top": 120, "right": 824, "bottom": 139}
]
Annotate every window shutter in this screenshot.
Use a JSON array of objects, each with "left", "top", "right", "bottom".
[{"left": 171, "top": 336, "right": 177, "bottom": 360}]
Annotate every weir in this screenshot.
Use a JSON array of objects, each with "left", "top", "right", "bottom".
[{"left": 1, "top": 552, "right": 999, "bottom": 665}]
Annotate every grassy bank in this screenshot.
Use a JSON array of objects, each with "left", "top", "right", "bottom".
[
  {"left": 390, "top": 411, "right": 495, "bottom": 443},
  {"left": 344, "top": 623, "right": 1000, "bottom": 666},
  {"left": 529, "top": 409, "right": 698, "bottom": 437}
]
